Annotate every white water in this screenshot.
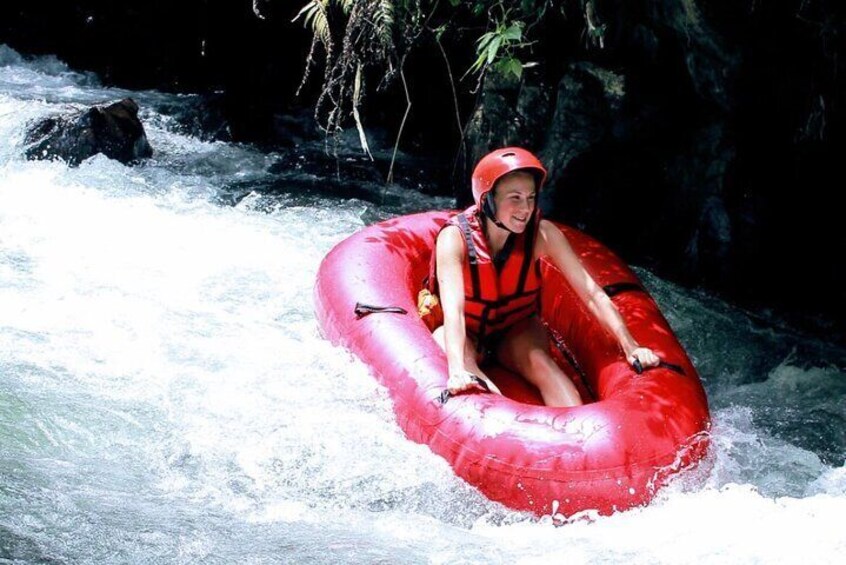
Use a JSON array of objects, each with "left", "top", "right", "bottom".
[{"left": 2, "top": 45, "right": 845, "bottom": 563}]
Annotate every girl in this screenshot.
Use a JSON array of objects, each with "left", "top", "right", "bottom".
[{"left": 426, "top": 147, "right": 659, "bottom": 407}]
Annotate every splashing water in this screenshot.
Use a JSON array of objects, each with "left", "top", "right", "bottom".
[{"left": 2, "top": 45, "right": 845, "bottom": 564}]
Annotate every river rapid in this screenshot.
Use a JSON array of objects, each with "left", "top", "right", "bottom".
[{"left": 2, "top": 45, "right": 845, "bottom": 564}]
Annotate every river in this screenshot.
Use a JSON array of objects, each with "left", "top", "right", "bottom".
[{"left": 1, "top": 45, "right": 845, "bottom": 564}]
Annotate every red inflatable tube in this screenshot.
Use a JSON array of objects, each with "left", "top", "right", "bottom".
[{"left": 314, "top": 211, "right": 710, "bottom": 517}]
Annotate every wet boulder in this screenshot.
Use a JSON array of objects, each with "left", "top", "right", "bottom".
[{"left": 25, "top": 98, "right": 153, "bottom": 166}]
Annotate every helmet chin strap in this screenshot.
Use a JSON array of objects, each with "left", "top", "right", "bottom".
[{"left": 482, "top": 192, "right": 516, "bottom": 234}]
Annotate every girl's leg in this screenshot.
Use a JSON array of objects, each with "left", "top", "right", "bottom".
[{"left": 495, "top": 317, "right": 583, "bottom": 407}]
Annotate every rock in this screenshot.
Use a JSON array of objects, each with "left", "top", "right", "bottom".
[
  {"left": 664, "top": 121, "right": 737, "bottom": 275},
  {"left": 25, "top": 98, "right": 153, "bottom": 166},
  {"left": 539, "top": 63, "right": 626, "bottom": 191},
  {"left": 154, "top": 93, "right": 231, "bottom": 142},
  {"left": 644, "top": 0, "right": 739, "bottom": 111},
  {"left": 685, "top": 195, "right": 732, "bottom": 285},
  {"left": 464, "top": 68, "right": 546, "bottom": 180},
  {"left": 461, "top": 3, "right": 751, "bottom": 311}
]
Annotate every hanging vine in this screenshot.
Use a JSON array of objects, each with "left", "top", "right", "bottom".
[
  {"left": 293, "top": 1, "right": 415, "bottom": 138},
  {"left": 288, "top": 2, "right": 603, "bottom": 149}
]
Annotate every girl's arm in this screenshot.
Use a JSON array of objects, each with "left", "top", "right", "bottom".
[
  {"left": 537, "top": 220, "right": 659, "bottom": 367},
  {"left": 436, "top": 226, "right": 469, "bottom": 376},
  {"left": 436, "top": 226, "right": 494, "bottom": 393}
]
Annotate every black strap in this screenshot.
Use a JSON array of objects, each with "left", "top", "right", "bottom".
[
  {"left": 483, "top": 192, "right": 516, "bottom": 234},
  {"left": 354, "top": 302, "right": 408, "bottom": 319},
  {"left": 457, "top": 214, "right": 477, "bottom": 266},
  {"left": 546, "top": 324, "right": 595, "bottom": 401},
  {"left": 603, "top": 282, "right": 644, "bottom": 297},
  {"left": 632, "top": 358, "right": 686, "bottom": 376},
  {"left": 659, "top": 361, "right": 686, "bottom": 375},
  {"left": 437, "top": 375, "right": 491, "bottom": 406},
  {"left": 492, "top": 234, "right": 515, "bottom": 271}
]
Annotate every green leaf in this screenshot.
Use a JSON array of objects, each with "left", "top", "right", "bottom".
[
  {"left": 469, "top": 51, "right": 487, "bottom": 74},
  {"left": 476, "top": 31, "right": 496, "bottom": 50},
  {"left": 499, "top": 56, "right": 523, "bottom": 80},
  {"left": 502, "top": 22, "right": 523, "bottom": 42},
  {"left": 486, "top": 35, "right": 502, "bottom": 64}
]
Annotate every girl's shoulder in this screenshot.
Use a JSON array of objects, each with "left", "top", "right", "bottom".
[
  {"left": 436, "top": 223, "right": 466, "bottom": 256},
  {"left": 535, "top": 218, "right": 572, "bottom": 257}
]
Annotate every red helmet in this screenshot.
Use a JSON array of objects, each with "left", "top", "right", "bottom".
[{"left": 471, "top": 147, "right": 547, "bottom": 208}]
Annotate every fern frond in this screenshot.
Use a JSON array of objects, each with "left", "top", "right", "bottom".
[
  {"left": 292, "top": 0, "right": 319, "bottom": 24},
  {"left": 294, "top": 1, "right": 332, "bottom": 47},
  {"left": 373, "top": 0, "right": 395, "bottom": 49},
  {"left": 337, "top": 0, "right": 355, "bottom": 15}
]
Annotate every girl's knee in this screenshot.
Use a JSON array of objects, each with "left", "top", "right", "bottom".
[
  {"left": 525, "top": 364, "right": 557, "bottom": 388},
  {"left": 525, "top": 351, "right": 572, "bottom": 388},
  {"left": 526, "top": 348, "right": 556, "bottom": 374}
]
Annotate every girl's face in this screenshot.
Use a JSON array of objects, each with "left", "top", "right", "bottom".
[{"left": 492, "top": 172, "right": 537, "bottom": 233}]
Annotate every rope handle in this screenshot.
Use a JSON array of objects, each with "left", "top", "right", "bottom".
[
  {"left": 354, "top": 302, "right": 408, "bottom": 319},
  {"left": 632, "top": 358, "right": 686, "bottom": 376}
]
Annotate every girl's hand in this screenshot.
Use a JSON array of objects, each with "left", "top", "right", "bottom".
[
  {"left": 627, "top": 346, "right": 660, "bottom": 369},
  {"left": 447, "top": 371, "right": 502, "bottom": 395}
]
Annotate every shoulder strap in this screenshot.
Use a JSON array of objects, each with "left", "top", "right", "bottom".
[{"left": 456, "top": 212, "right": 481, "bottom": 298}]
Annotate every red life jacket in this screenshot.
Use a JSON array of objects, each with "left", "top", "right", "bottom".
[{"left": 428, "top": 205, "right": 541, "bottom": 342}]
